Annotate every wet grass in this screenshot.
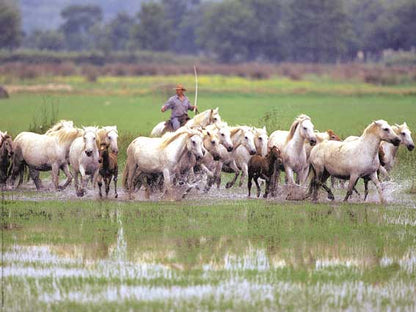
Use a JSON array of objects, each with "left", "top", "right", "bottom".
[{"left": 2, "top": 199, "right": 416, "bottom": 311}]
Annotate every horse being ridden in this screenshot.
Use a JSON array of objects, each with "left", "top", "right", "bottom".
[{"left": 150, "top": 108, "right": 222, "bottom": 137}]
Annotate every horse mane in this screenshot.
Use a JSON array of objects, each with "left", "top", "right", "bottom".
[
  {"left": 286, "top": 114, "right": 311, "bottom": 143},
  {"left": 45, "top": 120, "right": 74, "bottom": 135},
  {"left": 192, "top": 109, "right": 211, "bottom": 124},
  {"left": 160, "top": 129, "right": 195, "bottom": 149},
  {"left": 363, "top": 120, "right": 386, "bottom": 136},
  {"left": 97, "top": 126, "right": 118, "bottom": 144},
  {"left": 52, "top": 127, "right": 83, "bottom": 144}
]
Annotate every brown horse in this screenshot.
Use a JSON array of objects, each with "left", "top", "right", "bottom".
[
  {"left": 0, "top": 133, "right": 13, "bottom": 185},
  {"left": 96, "top": 143, "right": 118, "bottom": 198},
  {"left": 247, "top": 146, "right": 283, "bottom": 198}
]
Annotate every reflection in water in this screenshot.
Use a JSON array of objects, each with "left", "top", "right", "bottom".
[
  {"left": 109, "top": 209, "right": 127, "bottom": 262},
  {"left": 4, "top": 244, "right": 416, "bottom": 309}
]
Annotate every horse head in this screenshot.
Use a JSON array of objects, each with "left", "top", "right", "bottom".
[
  {"left": 371, "top": 120, "right": 401, "bottom": 146},
  {"left": 82, "top": 126, "right": 99, "bottom": 157},
  {"left": 102, "top": 126, "right": 119, "bottom": 155},
  {"left": 210, "top": 107, "right": 222, "bottom": 126},
  {"left": 208, "top": 122, "right": 233, "bottom": 152},
  {"left": 233, "top": 126, "right": 256, "bottom": 155},
  {"left": 0, "top": 133, "right": 13, "bottom": 157},
  {"left": 203, "top": 129, "right": 221, "bottom": 161},
  {"left": 253, "top": 126, "right": 268, "bottom": 156},
  {"left": 270, "top": 145, "right": 283, "bottom": 165},
  {"left": 298, "top": 115, "right": 316, "bottom": 146},
  {"left": 186, "top": 131, "right": 205, "bottom": 161},
  {"left": 394, "top": 122, "right": 414, "bottom": 151},
  {"left": 326, "top": 129, "right": 341, "bottom": 141}
]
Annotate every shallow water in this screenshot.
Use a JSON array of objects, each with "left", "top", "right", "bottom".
[{"left": 2, "top": 188, "right": 416, "bottom": 311}]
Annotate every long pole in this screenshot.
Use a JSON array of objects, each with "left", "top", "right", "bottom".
[{"left": 193, "top": 65, "right": 198, "bottom": 114}]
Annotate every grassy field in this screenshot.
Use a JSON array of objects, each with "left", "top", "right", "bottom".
[{"left": 1, "top": 74, "right": 416, "bottom": 311}]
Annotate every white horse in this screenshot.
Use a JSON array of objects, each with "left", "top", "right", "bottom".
[
  {"left": 309, "top": 120, "right": 401, "bottom": 203},
  {"left": 215, "top": 126, "right": 257, "bottom": 189},
  {"left": 279, "top": 114, "right": 317, "bottom": 186},
  {"left": 69, "top": 127, "right": 100, "bottom": 197},
  {"left": 10, "top": 121, "right": 82, "bottom": 190},
  {"left": 229, "top": 126, "right": 268, "bottom": 188},
  {"left": 150, "top": 108, "right": 222, "bottom": 137},
  {"left": 123, "top": 127, "right": 205, "bottom": 198},
  {"left": 205, "top": 122, "right": 234, "bottom": 152},
  {"left": 97, "top": 126, "right": 119, "bottom": 155},
  {"left": 379, "top": 122, "right": 414, "bottom": 179}
]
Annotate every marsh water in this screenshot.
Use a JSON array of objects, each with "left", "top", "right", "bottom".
[{"left": 2, "top": 183, "right": 416, "bottom": 311}]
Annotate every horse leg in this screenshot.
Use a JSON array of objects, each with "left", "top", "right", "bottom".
[
  {"left": 51, "top": 163, "right": 60, "bottom": 191},
  {"left": 344, "top": 175, "right": 359, "bottom": 202},
  {"left": 162, "top": 169, "right": 172, "bottom": 199},
  {"left": 225, "top": 161, "right": 240, "bottom": 189},
  {"left": 97, "top": 175, "right": 103, "bottom": 198},
  {"left": 369, "top": 172, "right": 385, "bottom": 203},
  {"left": 254, "top": 176, "right": 261, "bottom": 198},
  {"left": 73, "top": 169, "right": 80, "bottom": 195},
  {"left": 77, "top": 166, "right": 87, "bottom": 197},
  {"left": 29, "top": 168, "right": 43, "bottom": 190},
  {"left": 284, "top": 165, "right": 295, "bottom": 185},
  {"left": 238, "top": 163, "right": 248, "bottom": 187},
  {"left": 105, "top": 177, "right": 110, "bottom": 197},
  {"left": 320, "top": 170, "right": 334, "bottom": 201},
  {"left": 263, "top": 175, "right": 271, "bottom": 198},
  {"left": 59, "top": 163, "right": 72, "bottom": 190},
  {"left": 247, "top": 173, "right": 253, "bottom": 197},
  {"left": 113, "top": 167, "right": 118, "bottom": 198},
  {"left": 378, "top": 166, "right": 390, "bottom": 181},
  {"left": 363, "top": 177, "right": 370, "bottom": 201},
  {"left": 215, "top": 162, "right": 222, "bottom": 189}
]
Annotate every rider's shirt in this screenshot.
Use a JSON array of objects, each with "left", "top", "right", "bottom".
[{"left": 162, "top": 95, "right": 192, "bottom": 118}]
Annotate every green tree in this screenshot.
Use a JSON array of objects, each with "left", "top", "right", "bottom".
[
  {"left": 0, "top": 0, "right": 21, "bottom": 49},
  {"left": 131, "top": 2, "right": 173, "bottom": 51},
  {"left": 198, "top": 1, "right": 255, "bottom": 62},
  {"left": 288, "top": 0, "right": 350, "bottom": 62},
  {"left": 60, "top": 4, "right": 103, "bottom": 51},
  {"left": 388, "top": 0, "right": 416, "bottom": 50},
  {"left": 24, "top": 30, "right": 65, "bottom": 51}
]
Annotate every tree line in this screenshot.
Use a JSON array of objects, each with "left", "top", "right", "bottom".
[{"left": 1, "top": 0, "right": 416, "bottom": 63}]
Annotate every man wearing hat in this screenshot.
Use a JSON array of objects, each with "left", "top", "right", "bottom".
[{"left": 161, "top": 84, "right": 197, "bottom": 131}]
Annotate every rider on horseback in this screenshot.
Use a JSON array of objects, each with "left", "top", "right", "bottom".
[{"left": 161, "top": 84, "right": 198, "bottom": 131}]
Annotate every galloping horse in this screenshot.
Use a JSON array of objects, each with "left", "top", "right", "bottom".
[
  {"left": 309, "top": 120, "right": 400, "bottom": 203},
  {"left": 69, "top": 127, "right": 100, "bottom": 197},
  {"left": 378, "top": 122, "right": 414, "bottom": 179},
  {"left": 278, "top": 114, "right": 317, "bottom": 186},
  {"left": 10, "top": 121, "right": 82, "bottom": 190},
  {"left": 150, "top": 108, "right": 222, "bottom": 137},
  {"left": 97, "top": 126, "right": 119, "bottom": 155},
  {"left": 123, "top": 127, "right": 205, "bottom": 198},
  {"left": 0, "top": 132, "right": 13, "bottom": 185}
]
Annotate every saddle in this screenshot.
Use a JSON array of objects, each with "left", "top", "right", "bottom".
[{"left": 164, "top": 114, "right": 190, "bottom": 132}]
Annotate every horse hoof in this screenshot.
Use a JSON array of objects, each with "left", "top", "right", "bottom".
[
  {"left": 263, "top": 194, "right": 268, "bottom": 199},
  {"left": 76, "top": 190, "right": 85, "bottom": 197},
  {"left": 225, "top": 182, "right": 232, "bottom": 189},
  {"left": 115, "top": 194, "right": 118, "bottom": 198}
]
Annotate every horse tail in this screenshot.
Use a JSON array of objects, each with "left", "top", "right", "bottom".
[
  {"left": 150, "top": 122, "right": 166, "bottom": 137},
  {"left": 7, "top": 144, "right": 23, "bottom": 186},
  {"left": 122, "top": 145, "right": 136, "bottom": 191}
]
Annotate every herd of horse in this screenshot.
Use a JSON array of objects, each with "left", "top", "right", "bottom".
[{"left": 0, "top": 107, "right": 414, "bottom": 203}]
